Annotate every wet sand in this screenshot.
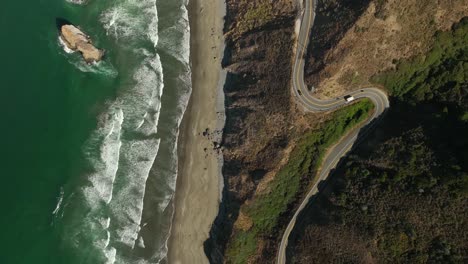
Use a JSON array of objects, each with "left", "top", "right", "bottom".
[{"left": 167, "top": 0, "right": 226, "bottom": 263}]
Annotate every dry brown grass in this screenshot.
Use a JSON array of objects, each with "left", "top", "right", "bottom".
[
  {"left": 313, "top": 0, "right": 468, "bottom": 99},
  {"left": 233, "top": 210, "right": 254, "bottom": 231},
  {"left": 226, "top": 0, "right": 297, "bottom": 39}
]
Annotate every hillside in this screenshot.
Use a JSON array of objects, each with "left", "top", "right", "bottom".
[
  {"left": 205, "top": 0, "right": 468, "bottom": 263},
  {"left": 290, "top": 17, "right": 468, "bottom": 263},
  {"left": 306, "top": 0, "right": 467, "bottom": 99}
]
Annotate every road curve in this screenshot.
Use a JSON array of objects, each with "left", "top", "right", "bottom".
[{"left": 277, "top": 0, "right": 390, "bottom": 263}]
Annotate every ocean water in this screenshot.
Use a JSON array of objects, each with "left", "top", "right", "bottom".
[{"left": 0, "top": 0, "right": 190, "bottom": 263}]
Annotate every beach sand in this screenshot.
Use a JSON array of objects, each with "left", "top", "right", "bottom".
[{"left": 167, "top": 0, "right": 226, "bottom": 263}]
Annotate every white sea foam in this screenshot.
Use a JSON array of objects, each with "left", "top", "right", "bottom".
[
  {"left": 158, "top": 193, "right": 173, "bottom": 212},
  {"left": 61, "top": 108, "right": 124, "bottom": 262},
  {"left": 100, "top": 217, "right": 111, "bottom": 229},
  {"left": 57, "top": 42, "right": 118, "bottom": 77},
  {"left": 110, "top": 137, "right": 161, "bottom": 249},
  {"left": 58, "top": 36, "right": 75, "bottom": 54},
  {"left": 66, "top": 0, "right": 87, "bottom": 4},
  {"left": 60, "top": 0, "right": 193, "bottom": 262},
  {"left": 158, "top": 4, "right": 190, "bottom": 64},
  {"left": 57, "top": 22, "right": 118, "bottom": 77},
  {"left": 101, "top": 109, "right": 124, "bottom": 204},
  {"left": 83, "top": 108, "right": 124, "bottom": 206},
  {"left": 81, "top": 52, "right": 165, "bottom": 256},
  {"left": 104, "top": 230, "right": 111, "bottom": 248},
  {"left": 71, "top": 59, "right": 119, "bottom": 77},
  {"left": 119, "top": 56, "right": 164, "bottom": 136},
  {"left": 100, "top": 0, "right": 159, "bottom": 47},
  {"left": 104, "top": 247, "right": 117, "bottom": 264},
  {"left": 52, "top": 187, "right": 65, "bottom": 215},
  {"left": 101, "top": 6, "right": 142, "bottom": 39},
  {"left": 147, "top": 1, "right": 159, "bottom": 47},
  {"left": 137, "top": 236, "right": 146, "bottom": 249}
]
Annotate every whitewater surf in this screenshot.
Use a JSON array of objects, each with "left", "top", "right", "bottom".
[{"left": 54, "top": 0, "right": 192, "bottom": 263}]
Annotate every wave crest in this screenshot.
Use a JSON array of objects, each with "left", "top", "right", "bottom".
[
  {"left": 100, "top": 0, "right": 158, "bottom": 47},
  {"left": 58, "top": 0, "right": 192, "bottom": 263}
]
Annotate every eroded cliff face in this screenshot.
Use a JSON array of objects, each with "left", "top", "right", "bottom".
[
  {"left": 204, "top": 0, "right": 365, "bottom": 262},
  {"left": 60, "top": 25, "right": 104, "bottom": 63},
  {"left": 206, "top": 0, "right": 468, "bottom": 263},
  {"left": 204, "top": 0, "right": 373, "bottom": 262},
  {"left": 205, "top": 0, "right": 299, "bottom": 262}
]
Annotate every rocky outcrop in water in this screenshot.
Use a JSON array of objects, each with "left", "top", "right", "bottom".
[{"left": 60, "top": 24, "right": 103, "bottom": 63}]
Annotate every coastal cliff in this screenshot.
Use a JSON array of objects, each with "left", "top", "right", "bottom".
[
  {"left": 60, "top": 24, "right": 103, "bottom": 63},
  {"left": 204, "top": 0, "right": 468, "bottom": 263},
  {"left": 204, "top": 0, "right": 369, "bottom": 262},
  {"left": 204, "top": 0, "right": 298, "bottom": 262},
  {"left": 205, "top": 0, "right": 371, "bottom": 261},
  {"left": 290, "top": 17, "right": 468, "bottom": 263}
]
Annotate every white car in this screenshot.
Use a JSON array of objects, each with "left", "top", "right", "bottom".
[{"left": 344, "top": 95, "right": 355, "bottom": 103}]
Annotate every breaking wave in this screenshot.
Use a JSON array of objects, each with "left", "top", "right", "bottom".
[
  {"left": 57, "top": 37, "right": 119, "bottom": 77},
  {"left": 57, "top": 0, "right": 192, "bottom": 263},
  {"left": 66, "top": 0, "right": 87, "bottom": 5},
  {"left": 58, "top": 36, "right": 75, "bottom": 54},
  {"left": 100, "top": 0, "right": 159, "bottom": 45},
  {"left": 52, "top": 187, "right": 65, "bottom": 215}
]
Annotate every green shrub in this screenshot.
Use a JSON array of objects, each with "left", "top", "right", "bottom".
[
  {"left": 372, "top": 18, "right": 468, "bottom": 105},
  {"left": 226, "top": 100, "right": 374, "bottom": 262}
]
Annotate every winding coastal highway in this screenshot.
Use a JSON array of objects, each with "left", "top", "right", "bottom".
[{"left": 277, "top": 0, "right": 390, "bottom": 263}]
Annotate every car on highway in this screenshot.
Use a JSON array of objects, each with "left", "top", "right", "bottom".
[{"left": 344, "top": 95, "right": 355, "bottom": 103}]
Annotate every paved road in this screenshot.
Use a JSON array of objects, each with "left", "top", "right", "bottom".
[{"left": 276, "top": 0, "right": 390, "bottom": 263}]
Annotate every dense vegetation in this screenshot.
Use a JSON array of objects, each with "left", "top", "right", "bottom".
[
  {"left": 371, "top": 17, "right": 468, "bottom": 195},
  {"left": 227, "top": 0, "right": 284, "bottom": 40},
  {"left": 374, "top": 17, "right": 467, "bottom": 113},
  {"left": 292, "top": 17, "right": 468, "bottom": 263},
  {"left": 237, "top": 0, "right": 273, "bottom": 35},
  {"left": 204, "top": 3, "right": 298, "bottom": 261},
  {"left": 226, "top": 100, "right": 374, "bottom": 263}
]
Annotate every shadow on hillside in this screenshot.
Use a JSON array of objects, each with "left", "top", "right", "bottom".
[
  {"left": 305, "top": 0, "right": 371, "bottom": 85},
  {"left": 285, "top": 107, "right": 389, "bottom": 263}
]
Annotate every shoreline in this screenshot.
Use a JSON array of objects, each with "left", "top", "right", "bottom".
[{"left": 167, "top": 0, "right": 226, "bottom": 263}]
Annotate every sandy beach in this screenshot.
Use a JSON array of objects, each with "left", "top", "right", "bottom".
[{"left": 167, "top": 0, "right": 226, "bottom": 263}]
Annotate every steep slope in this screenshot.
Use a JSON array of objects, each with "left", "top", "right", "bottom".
[{"left": 290, "top": 17, "right": 468, "bottom": 263}]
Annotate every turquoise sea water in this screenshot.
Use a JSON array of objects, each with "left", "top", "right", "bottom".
[{"left": 0, "top": 0, "right": 190, "bottom": 263}]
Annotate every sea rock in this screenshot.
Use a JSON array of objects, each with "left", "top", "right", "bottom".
[{"left": 60, "top": 24, "right": 103, "bottom": 63}]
